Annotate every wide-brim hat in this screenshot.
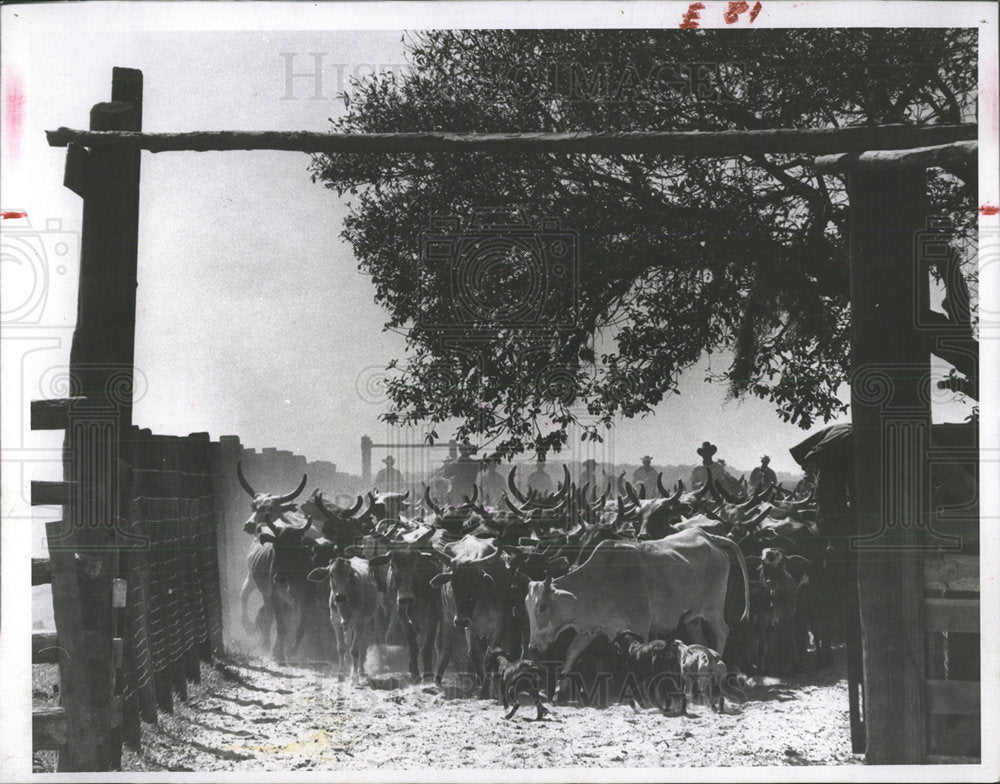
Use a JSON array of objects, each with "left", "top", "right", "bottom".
[
  {"left": 581, "top": 459, "right": 598, "bottom": 468},
  {"left": 640, "top": 455, "right": 653, "bottom": 462},
  {"left": 382, "top": 456, "right": 396, "bottom": 464},
  {"left": 697, "top": 442, "right": 718, "bottom": 460},
  {"left": 761, "top": 455, "right": 771, "bottom": 462}
]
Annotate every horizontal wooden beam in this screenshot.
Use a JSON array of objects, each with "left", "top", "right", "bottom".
[
  {"left": 31, "top": 481, "right": 74, "bottom": 506},
  {"left": 926, "top": 680, "right": 980, "bottom": 716},
  {"left": 33, "top": 707, "right": 67, "bottom": 750},
  {"left": 32, "top": 631, "right": 61, "bottom": 664},
  {"left": 32, "top": 557, "right": 52, "bottom": 586},
  {"left": 45, "top": 123, "right": 977, "bottom": 157},
  {"left": 813, "top": 140, "right": 977, "bottom": 172},
  {"left": 925, "top": 597, "right": 979, "bottom": 633}
]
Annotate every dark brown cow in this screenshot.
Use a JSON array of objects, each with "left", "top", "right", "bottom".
[{"left": 368, "top": 538, "right": 443, "bottom": 681}]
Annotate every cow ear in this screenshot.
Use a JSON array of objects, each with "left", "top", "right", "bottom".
[
  {"left": 368, "top": 554, "right": 391, "bottom": 567},
  {"left": 561, "top": 590, "right": 578, "bottom": 601},
  {"left": 429, "top": 572, "right": 452, "bottom": 588},
  {"left": 258, "top": 532, "right": 276, "bottom": 545},
  {"left": 307, "top": 567, "right": 329, "bottom": 583}
]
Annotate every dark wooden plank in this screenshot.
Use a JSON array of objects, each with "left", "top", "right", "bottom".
[
  {"left": 33, "top": 707, "right": 67, "bottom": 750},
  {"left": 924, "top": 554, "right": 979, "bottom": 593},
  {"left": 31, "top": 397, "right": 87, "bottom": 430},
  {"left": 924, "top": 598, "right": 979, "bottom": 633},
  {"left": 46, "top": 122, "right": 977, "bottom": 156},
  {"left": 32, "top": 631, "right": 61, "bottom": 664},
  {"left": 47, "top": 67, "right": 144, "bottom": 771},
  {"left": 31, "top": 481, "right": 73, "bottom": 506},
  {"left": 849, "top": 166, "right": 931, "bottom": 764},
  {"left": 32, "top": 557, "right": 52, "bottom": 585},
  {"left": 926, "top": 680, "right": 980, "bottom": 716}
]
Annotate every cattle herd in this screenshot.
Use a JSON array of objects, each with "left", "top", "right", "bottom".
[{"left": 237, "top": 454, "right": 837, "bottom": 720}]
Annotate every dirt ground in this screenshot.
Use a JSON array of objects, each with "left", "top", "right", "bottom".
[{"left": 53, "top": 645, "right": 863, "bottom": 772}]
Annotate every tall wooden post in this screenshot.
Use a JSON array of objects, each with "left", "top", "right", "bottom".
[
  {"left": 361, "top": 435, "right": 373, "bottom": 486},
  {"left": 45, "top": 67, "right": 143, "bottom": 770},
  {"left": 847, "top": 166, "right": 930, "bottom": 764}
]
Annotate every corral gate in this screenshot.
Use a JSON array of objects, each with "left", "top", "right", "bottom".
[{"left": 31, "top": 67, "right": 981, "bottom": 768}]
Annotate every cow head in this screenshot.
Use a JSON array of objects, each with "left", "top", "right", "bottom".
[
  {"left": 525, "top": 575, "right": 577, "bottom": 654},
  {"left": 300, "top": 489, "right": 370, "bottom": 554},
  {"left": 366, "top": 490, "right": 411, "bottom": 526},
  {"left": 258, "top": 516, "right": 314, "bottom": 599},
  {"left": 309, "top": 556, "right": 363, "bottom": 620},
  {"left": 428, "top": 536, "right": 501, "bottom": 629},
  {"left": 751, "top": 547, "right": 811, "bottom": 628},
  {"left": 369, "top": 539, "right": 437, "bottom": 614},
  {"left": 237, "top": 462, "right": 308, "bottom": 534}
]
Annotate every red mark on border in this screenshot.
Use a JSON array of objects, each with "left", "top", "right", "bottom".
[
  {"left": 979, "top": 204, "right": 999, "bottom": 216},
  {"left": 3, "top": 72, "right": 25, "bottom": 161},
  {"left": 725, "top": 1, "right": 749, "bottom": 23},
  {"left": 679, "top": 2, "right": 705, "bottom": 29},
  {"left": 750, "top": 1, "right": 763, "bottom": 22},
  {"left": 1, "top": 211, "right": 28, "bottom": 220}
]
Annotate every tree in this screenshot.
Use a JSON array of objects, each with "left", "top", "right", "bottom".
[{"left": 310, "top": 29, "right": 977, "bottom": 458}]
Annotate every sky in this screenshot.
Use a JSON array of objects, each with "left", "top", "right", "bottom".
[{"left": 1, "top": 17, "right": 983, "bottom": 498}]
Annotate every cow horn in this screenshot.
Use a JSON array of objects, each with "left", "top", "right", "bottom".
[
  {"left": 693, "top": 481, "right": 711, "bottom": 500},
  {"left": 346, "top": 494, "right": 365, "bottom": 516},
  {"left": 656, "top": 472, "right": 671, "bottom": 499},
  {"left": 424, "top": 485, "right": 444, "bottom": 517},
  {"left": 291, "top": 511, "right": 312, "bottom": 532},
  {"left": 313, "top": 491, "right": 337, "bottom": 522},
  {"left": 277, "top": 474, "right": 308, "bottom": 504},
  {"left": 351, "top": 494, "right": 371, "bottom": 520},
  {"left": 738, "top": 489, "right": 764, "bottom": 513},
  {"left": 463, "top": 484, "right": 479, "bottom": 506},
  {"left": 616, "top": 472, "right": 626, "bottom": 495},
  {"left": 625, "top": 481, "right": 641, "bottom": 507},
  {"left": 504, "top": 493, "right": 528, "bottom": 516},
  {"left": 747, "top": 505, "right": 772, "bottom": 529},
  {"left": 507, "top": 466, "right": 528, "bottom": 504},
  {"left": 236, "top": 461, "right": 256, "bottom": 497}
]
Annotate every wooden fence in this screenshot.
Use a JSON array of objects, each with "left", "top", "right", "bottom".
[
  {"left": 31, "top": 424, "right": 225, "bottom": 768},
  {"left": 31, "top": 421, "right": 356, "bottom": 770}
]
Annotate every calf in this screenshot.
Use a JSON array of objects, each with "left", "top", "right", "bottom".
[
  {"left": 308, "top": 556, "right": 379, "bottom": 681},
  {"left": 611, "top": 630, "right": 686, "bottom": 715},
  {"left": 483, "top": 648, "right": 550, "bottom": 721},
  {"left": 673, "top": 641, "right": 729, "bottom": 712}
]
